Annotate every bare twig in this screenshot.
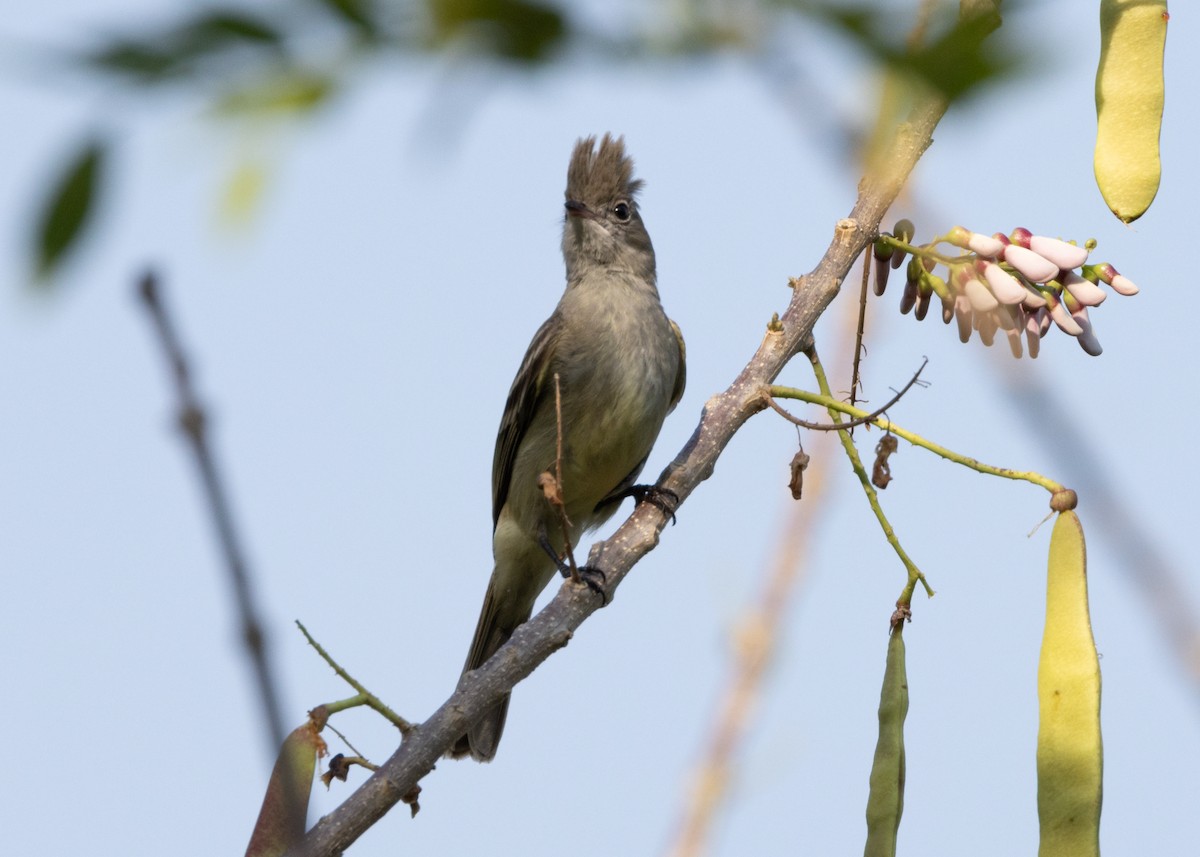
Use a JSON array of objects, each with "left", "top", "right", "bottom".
[
  {"left": 552, "top": 372, "right": 579, "bottom": 579},
  {"left": 850, "top": 252, "right": 871, "bottom": 416},
  {"left": 137, "top": 271, "right": 287, "bottom": 751},
  {"left": 296, "top": 621, "right": 412, "bottom": 732},
  {"left": 764, "top": 358, "right": 928, "bottom": 431}
]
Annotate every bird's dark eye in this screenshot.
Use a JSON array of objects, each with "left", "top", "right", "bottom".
[{"left": 612, "top": 201, "right": 631, "bottom": 222}]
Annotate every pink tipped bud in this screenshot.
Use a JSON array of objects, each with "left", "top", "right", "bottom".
[
  {"left": 899, "top": 278, "right": 917, "bottom": 314},
  {"left": 978, "top": 260, "right": 1027, "bottom": 304},
  {"left": 1009, "top": 227, "right": 1033, "bottom": 248},
  {"left": 1030, "top": 235, "right": 1089, "bottom": 269},
  {"left": 1071, "top": 306, "right": 1103, "bottom": 356},
  {"left": 994, "top": 304, "right": 1021, "bottom": 332},
  {"left": 873, "top": 253, "right": 891, "bottom": 296},
  {"left": 941, "top": 294, "right": 955, "bottom": 325},
  {"left": 1037, "top": 307, "right": 1052, "bottom": 337},
  {"left": 1003, "top": 244, "right": 1060, "bottom": 283},
  {"left": 1045, "top": 293, "right": 1083, "bottom": 336},
  {"left": 1061, "top": 271, "right": 1106, "bottom": 307},
  {"left": 914, "top": 288, "right": 932, "bottom": 320},
  {"left": 947, "top": 226, "right": 1005, "bottom": 258},
  {"left": 1110, "top": 274, "right": 1139, "bottom": 296},
  {"left": 977, "top": 312, "right": 998, "bottom": 346},
  {"left": 1006, "top": 326, "right": 1023, "bottom": 358},
  {"left": 962, "top": 273, "right": 999, "bottom": 312},
  {"left": 1021, "top": 285, "right": 1048, "bottom": 309},
  {"left": 954, "top": 294, "right": 972, "bottom": 343},
  {"left": 1025, "top": 312, "right": 1042, "bottom": 359}
]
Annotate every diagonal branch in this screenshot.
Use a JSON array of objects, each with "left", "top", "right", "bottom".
[{"left": 289, "top": 96, "right": 948, "bottom": 857}]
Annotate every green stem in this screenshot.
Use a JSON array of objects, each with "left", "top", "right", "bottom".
[
  {"left": 296, "top": 620, "right": 412, "bottom": 732},
  {"left": 805, "top": 350, "right": 933, "bottom": 602},
  {"left": 768, "top": 385, "right": 1065, "bottom": 494}
]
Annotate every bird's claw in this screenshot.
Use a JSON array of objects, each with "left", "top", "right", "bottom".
[
  {"left": 626, "top": 485, "right": 680, "bottom": 525},
  {"left": 576, "top": 565, "right": 610, "bottom": 604}
]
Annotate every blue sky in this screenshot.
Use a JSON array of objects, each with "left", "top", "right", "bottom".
[{"left": 2, "top": 2, "right": 1196, "bottom": 855}]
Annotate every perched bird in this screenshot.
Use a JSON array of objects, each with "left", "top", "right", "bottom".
[{"left": 450, "top": 134, "right": 686, "bottom": 761}]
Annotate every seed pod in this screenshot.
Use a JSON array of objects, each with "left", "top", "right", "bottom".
[
  {"left": 1095, "top": 0, "right": 1168, "bottom": 222},
  {"left": 864, "top": 622, "right": 909, "bottom": 857},
  {"left": 245, "top": 721, "right": 325, "bottom": 857},
  {"left": 1037, "top": 511, "right": 1102, "bottom": 857}
]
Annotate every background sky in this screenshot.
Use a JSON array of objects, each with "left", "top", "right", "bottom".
[{"left": 3, "top": 2, "right": 1197, "bottom": 856}]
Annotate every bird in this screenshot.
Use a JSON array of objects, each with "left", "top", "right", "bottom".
[{"left": 449, "top": 134, "right": 686, "bottom": 761}]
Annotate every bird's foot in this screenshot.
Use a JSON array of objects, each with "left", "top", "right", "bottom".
[
  {"left": 575, "top": 565, "right": 610, "bottom": 605},
  {"left": 619, "top": 484, "right": 680, "bottom": 524}
]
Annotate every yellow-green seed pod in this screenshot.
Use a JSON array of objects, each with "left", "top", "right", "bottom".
[
  {"left": 864, "top": 623, "right": 908, "bottom": 857},
  {"left": 1037, "top": 511, "right": 1102, "bottom": 857},
  {"left": 1094, "top": 0, "right": 1168, "bottom": 223}
]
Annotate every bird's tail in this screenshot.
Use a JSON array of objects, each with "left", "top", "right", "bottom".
[{"left": 448, "top": 578, "right": 532, "bottom": 762}]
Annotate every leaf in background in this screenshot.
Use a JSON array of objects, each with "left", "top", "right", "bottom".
[
  {"left": 430, "top": 0, "right": 567, "bottom": 63},
  {"left": 219, "top": 158, "right": 270, "bottom": 225},
  {"left": 34, "top": 139, "right": 106, "bottom": 280},
  {"left": 806, "top": 1, "right": 1016, "bottom": 104},
  {"left": 216, "top": 70, "right": 335, "bottom": 116},
  {"left": 85, "top": 10, "right": 284, "bottom": 83},
  {"left": 314, "top": 0, "right": 381, "bottom": 40}
]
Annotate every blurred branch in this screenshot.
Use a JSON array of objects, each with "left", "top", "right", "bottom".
[
  {"left": 138, "top": 271, "right": 288, "bottom": 752},
  {"left": 288, "top": 70, "right": 951, "bottom": 857}
]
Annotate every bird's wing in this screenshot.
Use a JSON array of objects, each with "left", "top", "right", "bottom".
[
  {"left": 492, "top": 313, "right": 560, "bottom": 530},
  {"left": 668, "top": 318, "right": 687, "bottom": 412}
]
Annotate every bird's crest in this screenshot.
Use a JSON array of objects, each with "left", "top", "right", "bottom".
[{"left": 566, "top": 134, "right": 644, "bottom": 205}]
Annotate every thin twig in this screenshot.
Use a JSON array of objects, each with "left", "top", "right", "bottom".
[
  {"left": 137, "top": 271, "right": 287, "bottom": 750},
  {"left": 551, "top": 372, "right": 579, "bottom": 580},
  {"left": 849, "top": 251, "right": 871, "bottom": 417},
  {"left": 807, "top": 344, "right": 934, "bottom": 601},
  {"left": 296, "top": 621, "right": 412, "bottom": 732},
  {"left": 769, "top": 381, "right": 1065, "bottom": 495},
  {"left": 764, "top": 358, "right": 928, "bottom": 431}
]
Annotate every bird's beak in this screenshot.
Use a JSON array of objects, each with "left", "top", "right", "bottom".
[{"left": 564, "top": 199, "right": 594, "bottom": 219}]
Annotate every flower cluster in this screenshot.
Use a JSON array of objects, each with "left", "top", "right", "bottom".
[{"left": 873, "top": 221, "right": 1138, "bottom": 358}]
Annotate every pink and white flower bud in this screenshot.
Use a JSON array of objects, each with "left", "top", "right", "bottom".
[
  {"left": 1021, "top": 285, "right": 1048, "bottom": 310},
  {"left": 1025, "top": 312, "right": 1043, "bottom": 359},
  {"left": 1061, "top": 270, "right": 1106, "bottom": 307},
  {"left": 1037, "top": 307, "right": 1052, "bottom": 338},
  {"left": 947, "top": 226, "right": 1005, "bottom": 258},
  {"left": 899, "top": 278, "right": 917, "bottom": 314},
  {"left": 963, "top": 273, "right": 999, "bottom": 312},
  {"left": 1006, "top": 326, "right": 1023, "bottom": 359},
  {"left": 1003, "top": 244, "right": 1059, "bottom": 283},
  {"left": 941, "top": 294, "right": 956, "bottom": 325},
  {"left": 1030, "top": 235, "right": 1089, "bottom": 269},
  {"left": 1110, "top": 274, "right": 1139, "bottom": 296},
  {"left": 978, "top": 260, "right": 1027, "bottom": 305},
  {"left": 1071, "top": 305, "right": 1103, "bottom": 356},
  {"left": 977, "top": 312, "right": 998, "bottom": 347},
  {"left": 1045, "top": 293, "right": 1083, "bottom": 336},
  {"left": 954, "top": 294, "right": 972, "bottom": 343}
]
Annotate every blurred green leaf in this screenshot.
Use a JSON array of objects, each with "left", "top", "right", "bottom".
[
  {"left": 216, "top": 70, "right": 335, "bottom": 115},
  {"left": 86, "top": 9, "right": 284, "bottom": 82},
  {"left": 806, "top": 1, "right": 1013, "bottom": 103},
  {"left": 430, "top": 0, "right": 567, "bottom": 62},
  {"left": 35, "top": 139, "right": 106, "bottom": 280},
  {"left": 314, "top": 0, "right": 381, "bottom": 40}
]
